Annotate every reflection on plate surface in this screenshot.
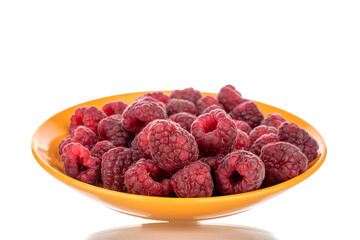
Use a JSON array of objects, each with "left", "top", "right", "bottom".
[{"left": 86, "top": 222, "right": 278, "bottom": 240}]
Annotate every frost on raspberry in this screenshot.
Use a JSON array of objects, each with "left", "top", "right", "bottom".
[
  {"left": 230, "top": 101, "right": 264, "bottom": 128},
  {"left": 166, "top": 99, "right": 197, "bottom": 116},
  {"left": 148, "top": 119, "right": 199, "bottom": 172},
  {"left": 139, "top": 92, "right": 169, "bottom": 104},
  {"left": 249, "top": 133, "right": 280, "bottom": 156},
  {"left": 102, "top": 100, "right": 128, "bottom": 116},
  {"left": 261, "top": 113, "right": 287, "bottom": 129},
  {"left": 217, "top": 85, "right": 246, "bottom": 112},
  {"left": 58, "top": 126, "right": 97, "bottom": 155},
  {"left": 249, "top": 125, "right": 279, "bottom": 143},
  {"left": 69, "top": 106, "right": 106, "bottom": 134},
  {"left": 90, "top": 140, "right": 116, "bottom": 160},
  {"left": 169, "top": 87, "right": 202, "bottom": 104},
  {"left": 169, "top": 112, "right": 197, "bottom": 132}
]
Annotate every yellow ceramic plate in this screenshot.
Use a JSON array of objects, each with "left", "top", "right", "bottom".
[{"left": 31, "top": 91, "right": 327, "bottom": 221}]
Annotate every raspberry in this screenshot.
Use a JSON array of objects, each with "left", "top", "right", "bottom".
[
  {"left": 249, "top": 133, "right": 280, "bottom": 156},
  {"left": 171, "top": 161, "right": 214, "bottom": 198},
  {"left": 199, "top": 154, "right": 225, "bottom": 170},
  {"left": 169, "top": 87, "right": 202, "bottom": 104},
  {"left": 249, "top": 125, "right": 279, "bottom": 142},
  {"left": 58, "top": 137, "right": 73, "bottom": 155},
  {"left": 260, "top": 142, "right": 308, "bottom": 185},
  {"left": 136, "top": 121, "right": 155, "bottom": 159},
  {"left": 58, "top": 126, "right": 97, "bottom": 155},
  {"left": 121, "top": 98, "right": 167, "bottom": 134},
  {"left": 217, "top": 85, "right": 246, "bottom": 112},
  {"left": 234, "top": 129, "right": 251, "bottom": 151},
  {"left": 191, "top": 109, "right": 237, "bottom": 155},
  {"left": 148, "top": 119, "right": 199, "bottom": 172},
  {"left": 130, "top": 135, "right": 139, "bottom": 150},
  {"left": 196, "top": 96, "right": 222, "bottom": 114},
  {"left": 278, "top": 122, "right": 319, "bottom": 161},
  {"left": 169, "top": 112, "right": 197, "bottom": 132},
  {"left": 124, "top": 159, "right": 172, "bottom": 196},
  {"left": 215, "top": 150, "right": 265, "bottom": 194},
  {"left": 202, "top": 104, "right": 225, "bottom": 114},
  {"left": 97, "top": 114, "right": 134, "bottom": 147},
  {"left": 135, "top": 96, "right": 167, "bottom": 110},
  {"left": 69, "top": 106, "right": 106, "bottom": 134},
  {"left": 90, "top": 140, "right": 116, "bottom": 160},
  {"left": 230, "top": 101, "right": 264, "bottom": 128},
  {"left": 140, "top": 92, "right": 169, "bottom": 104},
  {"left": 61, "top": 143, "right": 101, "bottom": 184},
  {"left": 234, "top": 120, "right": 252, "bottom": 135},
  {"left": 166, "top": 99, "right": 197, "bottom": 116},
  {"left": 102, "top": 100, "right": 128, "bottom": 116},
  {"left": 261, "top": 113, "right": 287, "bottom": 129},
  {"left": 101, "top": 147, "right": 143, "bottom": 192}
]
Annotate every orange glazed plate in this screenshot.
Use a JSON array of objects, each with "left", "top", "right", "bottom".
[{"left": 31, "top": 91, "right": 327, "bottom": 221}]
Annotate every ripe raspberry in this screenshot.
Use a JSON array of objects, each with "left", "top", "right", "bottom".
[
  {"left": 234, "top": 120, "right": 252, "bottom": 135},
  {"left": 58, "top": 136, "right": 73, "bottom": 155},
  {"left": 261, "top": 113, "right": 287, "bottom": 129},
  {"left": 102, "top": 100, "right": 128, "bottom": 116},
  {"left": 230, "top": 101, "right": 264, "bottom": 128},
  {"left": 249, "top": 133, "right": 280, "bottom": 156},
  {"left": 234, "top": 129, "right": 251, "bottom": 151},
  {"left": 166, "top": 99, "right": 197, "bottom": 116},
  {"left": 130, "top": 135, "right": 139, "bottom": 150},
  {"left": 202, "top": 104, "right": 225, "bottom": 114},
  {"left": 217, "top": 85, "right": 246, "bottom": 112},
  {"left": 169, "top": 112, "right": 197, "bottom": 132},
  {"left": 97, "top": 114, "right": 134, "bottom": 147},
  {"left": 90, "top": 140, "right": 116, "bottom": 160},
  {"left": 140, "top": 92, "right": 169, "bottom": 104},
  {"left": 101, "top": 147, "right": 143, "bottom": 192},
  {"left": 58, "top": 126, "right": 97, "bottom": 155},
  {"left": 148, "top": 119, "right": 199, "bottom": 172},
  {"left": 124, "top": 159, "right": 172, "bottom": 196},
  {"left": 61, "top": 143, "right": 101, "bottom": 184},
  {"left": 69, "top": 106, "right": 106, "bottom": 134},
  {"left": 260, "top": 142, "right": 308, "bottom": 185},
  {"left": 136, "top": 121, "right": 155, "bottom": 159},
  {"left": 199, "top": 154, "right": 225, "bottom": 170},
  {"left": 171, "top": 161, "right": 214, "bottom": 198},
  {"left": 215, "top": 150, "right": 265, "bottom": 194},
  {"left": 191, "top": 109, "right": 237, "bottom": 155},
  {"left": 135, "top": 95, "right": 167, "bottom": 110},
  {"left": 196, "top": 96, "right": 222, "bottom": 114},
  {"left": 249, "top": 125, "right": 279, "bottom": 142},
  {"left": 278, "top": 122, "right": 319, "bottom": 161},
  {"left": 121, "top": 98, "right": 167, "bottom": 134},
  {"left": 169, "top": 87, "right": 202, "bottom": 104}
]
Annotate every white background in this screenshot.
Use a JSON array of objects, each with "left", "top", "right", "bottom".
[{"left": 1, "top": 1, "right": 359, "bottom": 239}]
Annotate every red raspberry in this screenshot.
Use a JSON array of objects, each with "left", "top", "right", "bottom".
[
  {"left": 90, "top": 140, "right": 116, "bottom": 160},
  {"left": 169, "top": 112, "right": 197, "bottom": 132},
  {"left": 58, "top": 126, "right": 97, "bottom": 155},
  {"left": 97, "top": 114, "right": 134, "bottom": 147},
  {"left": 278, "top": 122, "right": 319, "bottom": 161},
  {"left": 148, "top": 119, "right": 199, "bottom": 172},
  {"left": 199, "top": 154, "right": 225, "bottom": 170},
  {"left": 261, "top": 113, "right": 287, "bottom": 129},
  {"left": 191, "top": 109, "right": 237, "bottom": 155},
  {"left": 171, "top": 161, "right": 214, "bottom": 198},
  {"left": 130, "top": 135, "right": 139, "bottom": 150},
  {"left": 249, "top": 125, "right": 279, "bottom": 142},
  {"left": 196, "top": 96, "right": 222, "bottom": 114},
  {"left": 166, "top": 99, "right": 197, "bottom": 116},
  {"left": 121, "top": 98, "right": 167, "bottom": 134},
  {"left": 217, "top": 85, "right": 246, "bottom": 112},
  {"left": 202, "top": 104, "right": 225, "bottom": 114},
  {"left": 234, "top": 129, "right": 251, "bottom": 151},
  {"left": 136, "top": 121, "right": 155, "bottom": 159},
  {"left": 69, "top": 106, "right": 106, "bottom": 134},
  {"left": 58, "top": 137, "right": 73, "bottom": 155},
  {"left": 61, "top": 143, "right": 101, "bottom": 184},
  {"left": 230, "top": 101, "right": 264, "bottom": 128},
  {"left": 124, "top": 159, "right": 172, "bottom": 196},
  {"left": 234, "top": 120, "right": 252, "bottom": 135},
  {"left": 102, "top": 100, "right": 128, "bottom": 116},
  {"left": 260, "top": 142, "right": 308, "bottom": 185},
  {"left": 169, "top": 87, "right": 202, "bottom": 104},
  {"left": 135, "top": 96, "right": 167, "bottom": 110},
  {"left": 101, "top": 147, "right": 143, "bottom": 192},
  {"left": 140, "top": 92, "right": 169, "bottom": 104},
  {"left": 215, "top": 150, "right": 265, "bottom": 194},
  {"left": 249, "top": 133, "right": 280, "bottom": 156}
]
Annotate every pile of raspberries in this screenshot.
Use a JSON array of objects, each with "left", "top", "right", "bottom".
[{"left": 58, "top": 85, "right": 319, "bottom": 198}]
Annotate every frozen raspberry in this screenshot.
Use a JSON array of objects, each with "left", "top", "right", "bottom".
[
  {"left": 169, "top": 87, "right": 202, "bottom": 104},
  {"left": 234, "top": 129, "right": 251, "bottom": 151},
  {"left": 191, "top": 109, "right": 237, "bottom": 155},
  {"left": 199, "top": 154, "right": 225, "bottom": 170},
  {"left": 261, "top": 113, "right": 287, "bottom": 129},
  {"left": 230, "top": 101, "right": 264, "bottom": 128},
  {"left": 58, "top": 136, "right": 73, "bottom": 155},
  {"left": 135, "top": 95, "right": 167, "bottom": 110},
  {"left": 171, "top": 161, "right": 214, "bottom": 198},
  {"left": 202, "top": 104, "right": 225, "bottom": 114},
  {"left": 166, "top": 99, "right": 197, "bottom": 116},
  {"left": 136, "top": 121, "right": 155, "bottom": 159},
  {"left": 101, "top": 147, "right": 143, "bottom": 192},
  {"left": 61, "top": 143, "right": 101, "bottom": 184},
  {"left": 130, "top": 135, "right": 139, "bottom": 150},
  {"left": 215, "top": 150, "right": 265, "bottom": 194},
  {"left": 90, "top": 140, "right": 116, "bottom": 160},
  {"left": 124, "top": 159, "right": 172, "bottom": 196},
  {"left": 69, "top": 106, "right": 106, "bottom": 134},
  {"left": 260, "top": 142, "right": 308, "bottom": 185},
  {"left": 249, "top": 133, "right": 280, "bottom": 156},
  {"left": 121, "top": 98, "right": 167, "bottom": 134},
  {"left": 249, "top": 125, "right": 279, "bottom": 142},
  {"left": 169, "top": 112, "right": 197, "bottom": 132},
  {"left": 148, "top": 119, "right": 199, "bottom": 172},
  {"left": 102, "top": 100, "right": 128, "bottom": 116},
  {"left": 140, "top": 92, "right": 169, "bottom": 104},
  {"left": 234, "top": 120, "right": 252, "bottom": 135},
  {"left": 58, "top": 126, "right": 97, "bottom": 155},
  {"left": 196, "top": 96, "right": 222, "bottom": 114},
  {"left": 217, "top": 85, "right": 246, "bottom": 112},
  {"left": 278, "top": 122, "right": 319, "bottom": 161},
  {"left": 97, "top": 114, "right": 134, "bottom": 147}
]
